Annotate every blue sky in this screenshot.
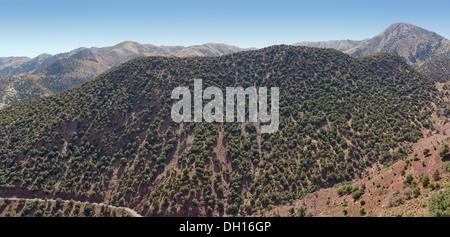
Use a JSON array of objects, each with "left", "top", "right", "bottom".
[{"left": 1, "top": 0, "right": 449, "bottom": 57}]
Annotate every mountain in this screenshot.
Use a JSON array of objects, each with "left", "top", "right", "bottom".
[
  {"left": 0, "top": 41, "right": 248, "bottom": 78},
  {"left": 292, "top": 23, "right": 450, "bottom": 71},
  {"left": 0, "top": 74, "right": 51, "bottom": 109},
  {"left": 345, "top": 23, "right": 450, "bottom": 66},
  {"left": 0, "top": 57, "right": 32, "bottom": 72},
  {"left": 293, "top": 39, "right": 368, "bottom": 51},
  {"left": 0, "top": 45, "right": 439, "bottom": 216},
  {"left": 0, "top": 49, "right": 90, "bottom": 78},
  {"left": 0, "top": 42, "right": 248, "bottom": 108}
]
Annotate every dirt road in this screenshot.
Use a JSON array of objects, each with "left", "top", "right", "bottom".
[{"left": 0, "top": 197, "right": 142, "bottom": 217}]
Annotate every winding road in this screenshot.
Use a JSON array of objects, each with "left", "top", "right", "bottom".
[{"left": 0, "top": 197, "right": 142, "bottom": 217}]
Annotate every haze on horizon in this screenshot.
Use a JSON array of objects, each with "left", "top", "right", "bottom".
[{"left": 1, "top": 0, "right": 449, "bottom": 58}]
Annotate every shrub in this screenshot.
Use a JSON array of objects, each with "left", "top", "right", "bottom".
[
  {"left": 337, "top": 185, "right": 352, "bottom": 196},
  {"left": 433, "top": 170, "right": 440, "bottom": 181},
  {"left": 120, "top": 157, "right": 127, "bottom": 165},
  {"left": 359, "top": 207, "right": 366, "bottom": 216},
  {"left": 386, "top": 193, "right": 404, "bottom": 207},
  {"left": 84, "top": 203, "right": 94, "bottom": 217},
  {"left": 298, "top": 206, "right": 307, "bottom": 217},
  {"left": 439, "top": 144, "right": 449, "bottom": 158},
  {"left": 443, "top": 162, "right": 450, "bottom": 172},
  {"left": 403, "top": 174, "right": 414, "bottom": 187},
  {"left": 421, "top": 176, "right": 430, "bottom": 188},
  {"left": 413, "top": 187, "right": 421, "bottom": 198},
  {"left": 352, "top": 189, "right": 364, "bottom": 201},
  {"left": 429, "top": 189, "right": 450, "bottom": 217}
]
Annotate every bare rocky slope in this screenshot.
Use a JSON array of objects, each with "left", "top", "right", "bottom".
[
  {"left": 345, "top": 23, "right": 450, "bottom": 67},
  {"left": 294, "top": 39, "right": 368, "bottom": 51}
]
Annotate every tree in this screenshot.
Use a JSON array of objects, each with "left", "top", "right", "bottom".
[
  {"left": 443, "top": 162, "right": 450, "bottom": 172},
  {"left": 439, "top": 144, "right": 449, "bottom": 158},
  {"left": 404, "top": 174, "right": 414, "bottom": 186},
  {"left": 432, "top": 170, "right": 440, "bottom": 181},
  {"left": 55, "top": 198, "right": 64, "bottom": 208},
  {"left": 207, "top": 206, "right": 213, "bottom": 214},
  {"left": 84, "top": 203, "right": 94, "bottom": 217},
  {"left": 298, "top": 206, "right": 307, "bottom": 217},
  {"left": 421, "top": 176, "right": 430, "bottom": 188},
  {"left": 359, "top": 207, "right": 366, "bottom": 216},
  {"left": 120, "top": 157, "right": 128, "bottom": 165}
]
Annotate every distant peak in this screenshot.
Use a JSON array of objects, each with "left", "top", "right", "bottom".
[
  {"left": 36, "top": 53, "right": 52, "bottom": 59},
  {"left": 347, "top": 22, "right": 450, "bottom": 66},
  {"left": 383, "top": 22, "right": 429, "bottom": 33},
  {"left": 116, "top": 41, "right": 140, "bottom": 46},
  {"left": 203, "top": 43, "right": 227, "bottom": 46},
  {"left": 389, "top": 22, "right": 415, "bottom": 27}
]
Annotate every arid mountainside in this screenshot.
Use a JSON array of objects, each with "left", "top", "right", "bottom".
[
  {"left": 294, "top": 39, "right": 368, "bottom": 51},
  {"left": 0, "top": 74, "right": 51, "bottom": 109},
  {"left": 294, "top": 23, "right": 450, "bottom": 75},
  {"left": 345, "top": 23, "right": 450, "bottom": 66},
  {"left": 0, "top": 41, "right": 247, "bottom": 78},
  {"left": 0, "top": 41, "right": 247, "bottom": 108},
  {"left": 0, "top": 57, "right": 32, "bottom": 73},
  {"left": 0, "top": 46, "right": 441, "bottom": 216}
]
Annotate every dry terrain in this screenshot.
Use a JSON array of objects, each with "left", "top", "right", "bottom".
[{"left": 265, "top": 81, "right": 450, "bottom": 217}]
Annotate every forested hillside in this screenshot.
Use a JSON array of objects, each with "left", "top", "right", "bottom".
[
  {"left": 0, "top": 45, "right": 442, "bottom": 216},
  {"left": 419, "top": 51, "right": 450, "bottom": 82}
]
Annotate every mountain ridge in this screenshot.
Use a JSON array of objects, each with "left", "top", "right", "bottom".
[
  {"left": 0, "top": 41, "right": 249, "bottom": 108},
  {"left": 0, "top": 41, "right": 250, "bottom": 78}
]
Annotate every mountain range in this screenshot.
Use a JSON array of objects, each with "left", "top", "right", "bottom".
[
  {"left": 0, "top": 42, "right": 248, "bottom": 108},
  {"left": 1, "top": 23, "right": 450, "bottom": 109}
]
